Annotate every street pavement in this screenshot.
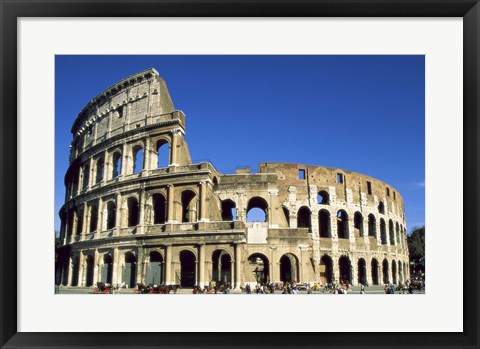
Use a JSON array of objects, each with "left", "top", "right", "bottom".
[{"left": 55, "top": 285, "right": 425, "bottom": 295}]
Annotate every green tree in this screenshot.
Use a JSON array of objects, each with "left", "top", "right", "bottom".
[{"left": 408, "top": 226, "right": 425, "bottom": 275}]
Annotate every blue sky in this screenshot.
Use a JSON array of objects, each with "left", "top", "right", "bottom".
[{"left": 55, "top": 55, "right": 425, "bottom": 233}]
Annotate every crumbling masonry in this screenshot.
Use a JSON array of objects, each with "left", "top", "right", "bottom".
[{"left": 56, "top": 68, "right": 410, "bottom": 289}]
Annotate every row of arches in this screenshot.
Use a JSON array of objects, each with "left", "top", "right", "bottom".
[
  {"left": 69, "top": 139, "right": 171, "bottom": 197},
  {"left": 319, "top": 255, "right": 408, "bottom": 286}
]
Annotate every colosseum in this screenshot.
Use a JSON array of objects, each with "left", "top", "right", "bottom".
[{"left": 56, "top": 68, "right": 410, "bottom": 290}]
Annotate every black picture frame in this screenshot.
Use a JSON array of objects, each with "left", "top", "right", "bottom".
[{"left": 1, "top": 1, "right": 478, "bottom": 348}]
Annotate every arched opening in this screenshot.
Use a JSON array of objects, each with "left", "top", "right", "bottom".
[
  {"left": 146, "top": 251, "right": 164, "bottom": 285},
  {"left": 101, "top": 254, "right": 113, "bottom": 284},
  {"left": 132, "top": 146, "right": 143, "bottom": 173},
  {"left": 279, "top": 253, "right": 299, "bottom": 282},
  {"left": 246, "top": 197, "right": 268, "bottom": 222},
  {"left": 106, "top": 201, "right": 116, "bottom": 229},
  {"left": 247, "top": 253, "right": 269, "bottom": 284},
  {"left": 181, "top": 190, "right": 197, "bottom": 223},
  {"left": 337, "top": 210, "right": 349, "bottom": 239},
  {"left": 156, "top": 140, "right": 170, "bottom": 168},
  {"left": 382, "top": 259, "right": 389, "bottom": 284},
  {"left": 357, "top": 258, "right": 367, "bottom": 285},
  {"left": 221, "top": 199, "right": 236, "bottom": 221},
  {"left": 85, "top": 255, "right": 94, "bottom": 287},
  {"left": 82, "top": 164, "right": 90, "bottom": 190},
  {"left": 404, "top": 261, "right": 408, "bottom": 281},
  {"left": 391, "top": 260, "right": 397, "bottom": 284},
  {"left": 95, "top": 158, "right": 104, "bottom": 184},
  {"left": 152, "top": 193, "right": 166, "bottom": 224},
  {"left": 212, "top": 250, "right": 232, "bottom": 284},
  {"left": 396, "top": 222, "right": 400, "bottom": 244},
  {"left": 320, "top": 255, "right": 333, "bottom": 284},
  {"left": 380, "top": 219, "right": 387, "bottom": 244},
  {"left": 354, "top": 212, "right": 364, "bottom": 237},
  {"left": 282, "top": 206, "right": 290, "bottom": 227},
  {"left": 112, "top": 152, "right": 122, "bottom": 178},
  {"left": 398, "top": 261, "right": 403, "bottom": 283},
  {"left": 389, "top": 219, "right": 395, "bottom": 245},
  {"left": 122, "top": 252, "right": 137, "bottom": 288},
  {"left": 76, "top": 208, "right": 83, "bottom": 236},
  {"left": 368, "top": 214, "right": 377, "bottom": 238},
  {"left": 71, "top": 257, "right": 80, "bottom": 286},
  {"left": 89, "top": 203, "right": 98, "bottom": 233},
  {"left": 317, "top": 190, "right": 329, "bottom": 205},
  {"left": 127, "top": 197, "right": 139, "bottom": 227},
  {"left": 319, "top": 209, "right": 331, "bottom": 238},
  {"left": 339, "top": 256, "right": 352, "bottom": 284},
  {"left": 371, "top": 258, "right": 379, "bottom": 285},
  {"left": 378, "top": 201, "right": 385, "bottom": 214},
  {"left": 180, "top": 250, "right": 196, "bottom": 288},
  {"left": 297, "top": 206, "right": 311, "bottom": 229}
]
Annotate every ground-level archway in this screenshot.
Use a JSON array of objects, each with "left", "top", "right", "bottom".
[
  {"left": 247, "top": 253, "right": 269, "bottom": 284},
  {"left": 180, "top": 250, "right": 196, "bottom": 287},
  {"left": 382, "top": 259, "right": 389, "bottom": 284},
  {"left": 279, "top": 253, "right": 299, "bottom": 282},
  {"left": 122, "top": 252, "right": 137, "bottom": 288},
  {"left": 339, "top": 256, "right": 352, "bottom": 284},
  {"left": 391, "top": 260, "right": 397, "bottom": 284},
  {"left": 357, "top": 258, "right": 367, "bottom": 285},
  {"left": 85, "top": 255, "right": 94, "bottom": 286},
  {"left": 145, "top": 251, "right": 164, "bottom": 285},
  {"left": 212, "top": 250, "right": 232, "bottom": 284},
  {"left": 320, "top": 255, "right": 333, "bottom": 285},
  {"left": 398, "top": 261, "right": 403, "bottom": 284},
  {"left": 101, "top": 254, "right": 113, "bottom": 284},
  {"left": 371, "top": 258, "right": 379, "bottom": 285}
]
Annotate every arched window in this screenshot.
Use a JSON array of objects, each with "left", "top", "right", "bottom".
[
  {"left": 127, "top": 197, "right": 139, "bottom": 227},
  {"left": 337, "top": 210, "right": 349, "bottom": 239},
  {"left": 106, "top": 201, "right": 116, "bottom": 229},
  {"left": 395, "top": 222, "right": 400, "bottom": 244},
  {"left": 181, "top": 190, "right": 197, "bottom": 223},
  {"left": 319, "top": 209, "right": 331, "bottom": 238},
  {"left": 152, "top": 193, "right": 166, "bottom": 224},
  {"left": 112, "top": 152, "right": 122, "bottom": 178},
  {"left": 89, "top": 203, "right": 98, "bottom": 232},
  {"left": 380, "top": 218, "right": 387, "bottom": 244},
  {"left": 368, "top": 214, "right": 376, "bottom": 238},
  {"left": 354, "top": 212, "right": 364, "bottom": 237},
  {"left": 246, "top": 197, "right": 268, "bottom": 222},
  {"left": 389, "top": 219, "right": 395, "bottom": 245},
  {"left": 297, "top": 206, "right": 311, "bottom": 229},
  {"left": 95, "top": 158, "right": 104, "bottom": 184},
  {"left": 317, "top": 190, "right": 329, "bottom": 205},
  {"left": 132, "top": 146, "right": 143, "bottom": 173},
  {"left": 82, "top": 164, "right": 90, "bottom": 190},
  {"left": 221, "top": 199, "right": 236, "bottom": 221},
  {"left": 378, "top": 201, "right": 385, "bottom": 214},
  {"left": 75, "top": 208, "right": 83, "bottom": 237},
  {"left": 156, "top": 140, "right": 169, "bottom": 168}
]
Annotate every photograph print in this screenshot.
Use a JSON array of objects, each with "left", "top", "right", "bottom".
[{"left": 54, "top": 55, "right": 425, "bottom": 296}]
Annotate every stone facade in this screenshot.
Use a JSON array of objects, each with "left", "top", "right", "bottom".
[{"left": 56, "top": 68, "right": 410, "bottom": 289}]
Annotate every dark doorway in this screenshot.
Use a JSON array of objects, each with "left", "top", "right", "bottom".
[
  {"left": 339, "top": 256, "right": 352, "bottom": 284},
  {"left": 180, "top": 251, "right": 196, "bottom": 287},
  {"left": 320, "top": 255, "right": 333, "bottom": 284},
  {"left": 280, "top": 254, "right": 298, "bottom": 282},
  {"left": 85, "top": 255, "right": 94, "bottom": 286},
  {"left": 212, "top": 250, "right": 232, "bottom": 283},
  {"left": 371, "top": 259, "right": 379, "bottom": 285},
  {"left": 357, "top": 258, "right": 367, "bottom": 285}
]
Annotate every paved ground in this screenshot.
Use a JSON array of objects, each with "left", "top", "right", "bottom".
[{"left": 55, "top": 285, "right": 425, "bottom": 295}]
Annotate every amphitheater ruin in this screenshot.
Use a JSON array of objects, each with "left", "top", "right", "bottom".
[{"left": 56, "top": 68, "right": 410, "bottom": 290}]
